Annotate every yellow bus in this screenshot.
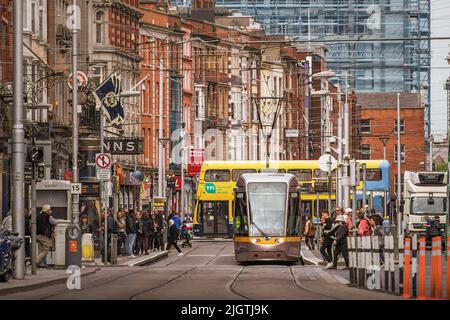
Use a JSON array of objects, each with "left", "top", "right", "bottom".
[{"left": 193, "top": 160, "right": 390, "bottom": 237}]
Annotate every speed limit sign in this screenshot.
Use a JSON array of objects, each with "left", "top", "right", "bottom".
[{"left": 71, "top": 183, "right": 82, "bottom": 194}]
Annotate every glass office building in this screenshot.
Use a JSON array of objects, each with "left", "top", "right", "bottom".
[{"left": 176, "top": 0, "right": 431, "bottom": 143}]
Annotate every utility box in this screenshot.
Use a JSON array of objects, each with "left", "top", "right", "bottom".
[{"left": 36, "top": 180, "right": 72, "bottom": 267}]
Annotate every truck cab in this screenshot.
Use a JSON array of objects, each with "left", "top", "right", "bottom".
[{"left": 403, "top": 171, "right": 447, "bottom": 237}]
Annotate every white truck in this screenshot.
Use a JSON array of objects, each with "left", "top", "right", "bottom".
[{"left": 403, "top": 171, "right": 447, "bottom": 238}]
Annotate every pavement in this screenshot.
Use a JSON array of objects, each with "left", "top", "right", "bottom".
[
  {"left": 1, "top": 241, "right": 402, "bottom": 300},
  {"left": 0, "top": 250, "right": 168, "bottom": 296}
]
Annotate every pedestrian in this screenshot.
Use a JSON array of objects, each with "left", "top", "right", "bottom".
[
  {"left": 332, "top": 207, "right": 342, "bottom": 220},
  {"left": 303, "top": 214, "right": 316, "bottom": 250},
  {"left": 115, "top": 210, "right": 127, "bottom": 256},
  {"left": 80, "top": 214, "right": 92, "bottom": 235},
  {"left": 343, "top": 208, "right": 354, "bottom": 230},
  {"left": 100, "top": 210, "right": 116, "bottom": 263},
  {"left": 357, "top": 211, "right": 371, "bottom": 236},
  {"left": 126, "top": 210, "right": 138, "bottom": 258},
  {"left": 369, "top": 214, "right": 385, "bottom": 265},
  {"left": 424, "top": 215, "right": 442, "bottom": 242},
  {"left": 36, "top": 204, "right": 57, "bottom": 268},
  {"left": 134, "top": 211, "right": 143, "bottom": 255},
  {"left": 149, "top": 212, "right": 158, "bottom": 251},
  {"left": 166, "top": 219, "right": 183, "bottom": 256},
  {"left": 156, "top": 210, "right": 166, "bottom": 251},
  {"left": 137, "top": 211, "right": 151, "bottom": 255},
  {"left": 319, "top": 210, "right": 335, "bottom": 268},
  {"left": 1, "top": 210, "right": 12, "bottom": 231},
  {"left": 329, "top": 215, "right": 350, "bottom": 270}
]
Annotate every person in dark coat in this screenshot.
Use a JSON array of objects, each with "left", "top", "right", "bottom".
[
  {"left": 424, "top": 215, "right": 442, "bottom": 242},
  {"left": 330, "top": 215, "right": 349, "bottom": 269},
  {"left": 126, "top": 211, "right": 138, "bottom": 257},
  {"left": 137, "top": 211, "right": 151, "bottom": 255},
  {"left": 149, "top": 213, "right": 157, "bottom": 251},
  {"left": 319, "top": 210, "right": 335, "bottom": 267},
  {"left": 80, "top": 214, "right": 93, "bottom": 235},
  {"left": 155, "top": 210, "right": 166, "bottom": 251},
  {"left": 166, "top": 219, "right": 183, "bottom": 256}
]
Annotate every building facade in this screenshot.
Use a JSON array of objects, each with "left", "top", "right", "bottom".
[
  {"left": 357, "top": 92, "right": 425, "bottom": 195},
  {"left": 189, "top": 0, "right": 432, "bottom": 153}
]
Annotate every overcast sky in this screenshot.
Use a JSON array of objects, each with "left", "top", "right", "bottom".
[{"left": 430, "top": 0, "right": 450, "bottom": 136}]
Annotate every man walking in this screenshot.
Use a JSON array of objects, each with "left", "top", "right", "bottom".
[
  {"left": 320, "top": 210, "right": 335, "bottom": 268},
  {"left": 36, "top": 205, "right": 57, "bottom": 268},
  {"left": 116, "top": 209, "right": 126, "bottom": 256},
  {"left": 329, "top": 215, "right": 350, "bottom": 270}
]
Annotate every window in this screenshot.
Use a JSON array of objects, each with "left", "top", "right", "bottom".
[
  {"left": 361, "top": 144, "right": 371, "bottom": 160},
  {"left": 248, "top": 182, "right": 287, "bottom": 237},
  {"left": 31, "top": 2, "right": 36, "bottom": 33},
  {"left": 91, "top": 66, "right": 105, "bottom": 87},
  {"left": 394, "top": 144, "right": 405, "bottom": 163},
  {"left": 38, "top": 0, "right": 44, "bottom": 39},
  {"left": 287, "top": 169, "right": 312, "bottom": 181},
  {"left": 234, "top": 192, "right": 249, "bottom": 236},
  {"left": 394, "top": 119, "right": 405, "bottom": 133},
  {"left": 232, "top": 169, "right": 257, "bottom": 181},
  {"left": 204, "top": 170, "right": 230, "bottom": 182},
  {"left": 195, "top": 89, "right": 205, "bottom": 120},
  {"left": 360, "top": 168, "right": 382, "bottom": 181},
  {"left": 410, "top": 197, "right": 446, "bottom": 215},
  {"left": 360, "top": 119, "right": 371, "bottom": 134},
  {"left": 95, "top": 11, "right": 104, "bottom": 44}
]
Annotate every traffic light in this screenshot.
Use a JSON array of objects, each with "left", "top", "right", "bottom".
[
  {"left": 36, "top": 164, "right": 45, "bottom": 180},
  {"left": 27, "top": 146, "right": 44, "bottom": 163}
]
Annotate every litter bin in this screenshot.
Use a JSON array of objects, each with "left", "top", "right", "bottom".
[{"left": 110, "top": 234, "right": 118, "bottom": 264}]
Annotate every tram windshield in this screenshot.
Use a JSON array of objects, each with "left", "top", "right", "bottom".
[{"left": 247, "top": 182, "right": 287, "bottom": 237}]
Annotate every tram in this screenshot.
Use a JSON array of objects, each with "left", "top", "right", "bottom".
[{"left": 233, "top": 173, "right": 303, "bottom": 263}]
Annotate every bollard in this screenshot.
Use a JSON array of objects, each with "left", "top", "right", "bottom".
[
  {"left": 418, "top": 237, "right": 426, "bottom": 300},
  {"left": 402, "top": 237, "right": 411, "bottom": 299},
  {"left": 372, "top": 235, "right": 381, "bottom": 290},
  {"left": 351, "top": 236, "right": 358, "bottom": 286},
  {"left": 411, "top": 234, "right": 418, "bottom": 298},
  {"left": 384, "top": 234, "right": 390, "bottom": 292},
  {"left": 389, "top": 235, "right": 396, "bottom": 294},
  {"left": 398, "top": 234, "right": 405, "bottom": 295},
  {"left": 430, "top": 237, "right": 438, "bottom": 298},
  {"left": 357, "top": 236, "right": 363, "bottom": 287},
  {"left": 447, "top": 237, "right": 450, "bottom": 300},
  {"left": 348, "top": 237, "right": 354, "bottom": 285}
]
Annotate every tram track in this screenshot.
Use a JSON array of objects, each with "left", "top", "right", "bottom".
[
  {"left": 37, "top": 241, "right": 218, "bottom": 300},
  {"left": 128, "top": 242, "right": 232, "bottom": 300}
]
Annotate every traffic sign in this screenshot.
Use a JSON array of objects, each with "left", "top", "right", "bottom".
[
  {"left": 95, "top": 153, "right": 112, "bottom": 169},
  {"left": 95, "top": 153, "right": 112, "bottom": 181},
  {"left": 67, "top": 71, "right": 88, "bottom": 90},
  {"left": 71, "top": 183, "right": 82, "bottom": 194},
  {"left": 318, "top": 154, "right": 337, "bottom": 173}
]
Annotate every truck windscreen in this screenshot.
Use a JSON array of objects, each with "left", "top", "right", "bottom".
[{"left": 410, "top": 197, "right": 446, "bottom": 215}]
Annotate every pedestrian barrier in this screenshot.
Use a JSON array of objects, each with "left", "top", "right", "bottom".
[
  {"left": 347, "top": 234, "right": 448, "bottom": 300},
  {"left": 418, "top": 237, "right": 426, "bottom": 300}
]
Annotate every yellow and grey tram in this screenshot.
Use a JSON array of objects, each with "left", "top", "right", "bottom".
[{"left": 233, "top": 173, "right": 303, "bottom": 263}]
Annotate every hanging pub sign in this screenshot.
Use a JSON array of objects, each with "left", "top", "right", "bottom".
[{"left": 103, "top": 137, "right": 144, "bottom": 155}]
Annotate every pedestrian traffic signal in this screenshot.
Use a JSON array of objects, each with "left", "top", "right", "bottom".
[
  {"left": 27, "top": 146, "right": 44, "bottom": 163},
  {"left": 36, "top": 164, "right": 45, "bottom": 180}
]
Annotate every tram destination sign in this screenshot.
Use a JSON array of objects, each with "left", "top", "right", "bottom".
[{"left": 103, "top": 137, "right": 144, "bottom": 155}]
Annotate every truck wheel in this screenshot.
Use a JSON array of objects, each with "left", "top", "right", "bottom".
[{"left": 0, "top": 271, "right": 12, "bottom": 283}]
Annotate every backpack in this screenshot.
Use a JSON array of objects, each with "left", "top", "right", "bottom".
[{"left": 309, "top": 221, "right": 317, "bottom": 235}]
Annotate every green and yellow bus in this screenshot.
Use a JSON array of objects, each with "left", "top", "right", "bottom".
[{"left": 193, "top": 160, "right": 390, "bottom": 237}]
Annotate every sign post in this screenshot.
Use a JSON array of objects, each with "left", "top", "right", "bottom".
[{"left": 95, "top": 153, "right": 111, "bottom": 264}]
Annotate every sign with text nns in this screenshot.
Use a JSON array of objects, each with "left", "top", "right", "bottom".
[{"left": 103, "top": 137, "right": 144, "bottom": 155}]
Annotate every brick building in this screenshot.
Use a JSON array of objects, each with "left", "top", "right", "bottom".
[{"left": 356, "top": 92, "right": 425, "bottom": 195}]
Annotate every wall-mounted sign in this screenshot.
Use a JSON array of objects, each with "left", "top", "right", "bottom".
[{"left": 104, "top": 137, "right": 144, "bottom": 155}]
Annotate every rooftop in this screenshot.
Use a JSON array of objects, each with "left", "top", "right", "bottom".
[{"left": 355, "top": 92, "right": 423, "bottom": 109}]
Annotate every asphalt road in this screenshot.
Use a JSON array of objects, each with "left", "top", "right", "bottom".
[{"left": 3, "top": 241, "right": 402, "bottom": 300}]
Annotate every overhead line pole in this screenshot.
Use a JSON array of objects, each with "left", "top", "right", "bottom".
[{"left": 12, "top": 0, "right": 25, "bottom": 279}]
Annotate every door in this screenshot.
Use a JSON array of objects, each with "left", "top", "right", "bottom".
[{"left": 200, "top": 201, "right": 229, "bottom": 236}]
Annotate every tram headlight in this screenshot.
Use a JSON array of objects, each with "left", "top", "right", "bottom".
[
  {"left": 251, "top": 238, "right": 259, "bottom": 244},
  {"left": 277, "top": 238, "right": 284, "bottom": 244}
]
